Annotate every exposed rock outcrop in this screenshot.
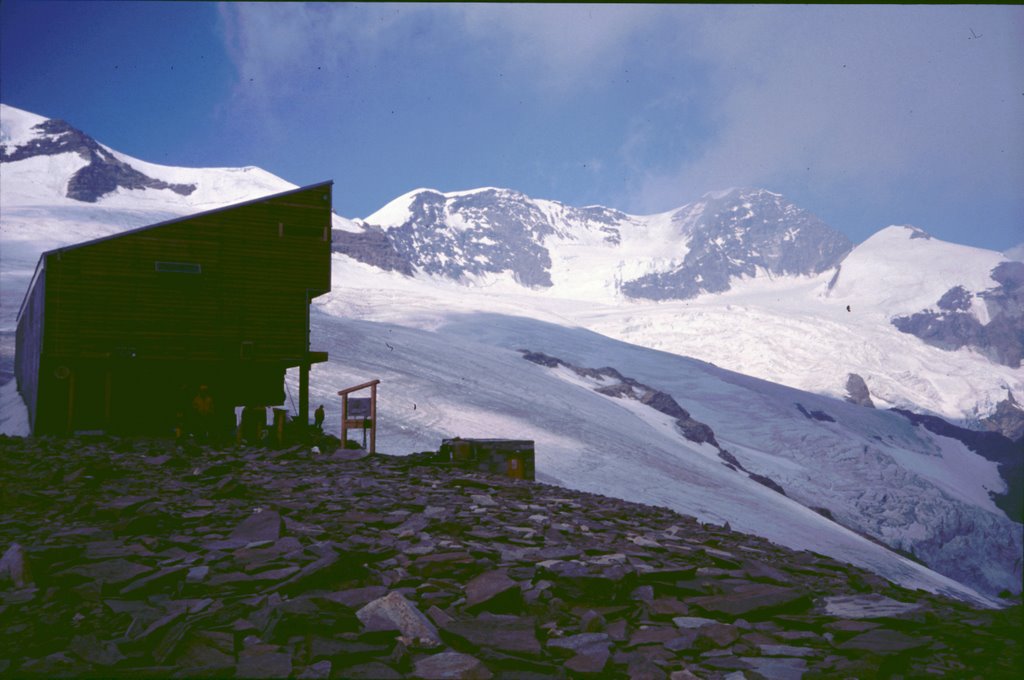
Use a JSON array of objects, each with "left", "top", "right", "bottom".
[
  {"left": 844, "top": 373, "right": 875, "bottom": 408},
  {"left": 521, "top": 351, "right": 719, "bottom": 448},
  {"left": 621, "top": 189, "right": 852, "bottom": 300},
  {"left": 795, "top": 403, "right": 836, "bottom": 423},
  {"left": 363, "top": 189, "right": 556, "bottom": 287},
  {"left": 891, "top": 409, "right": 1023, "bottom": 524},
  {"left": 892, "top": 262, "right": 1024, "bottom": 368},
  {"left": 332, "top": 226, "right": 415, "bottom": 275},
  {"left": 982, "top": 390, "right": 1024, "bottom": 443},
  {"left": 0, "top": 118, "right": 196, "bottom": 202}
]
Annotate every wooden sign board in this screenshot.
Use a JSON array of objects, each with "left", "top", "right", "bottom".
[
  {"left": 347, "top": 398, "right": 372, "bottom": 420},
  {"left": 338, "top": 379, "right": 380, "bottom": 455}
]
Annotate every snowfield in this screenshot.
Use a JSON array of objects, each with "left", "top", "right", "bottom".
[{"left": 570, "top": 255, "right": 1022, "bottom": 426}]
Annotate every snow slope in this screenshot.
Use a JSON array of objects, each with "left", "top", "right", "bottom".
[
  {"left": 828, "top": 225, "right": 1005, "bottom": 320},
  {"left": 572, "top": 260, "right": 1023, "bottom": 426},
  {"left": 298, "top": 255, "right": 1019, "bottom": 602}
]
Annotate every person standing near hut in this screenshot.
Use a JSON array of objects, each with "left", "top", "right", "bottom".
[
  {"left": 191, "top": 384, "right": 214, "bottom": 442},
  {"left": 314, "top": 404, "right": 325, "bottom": 431}
]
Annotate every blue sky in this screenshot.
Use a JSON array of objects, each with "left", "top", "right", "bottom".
[{"left": 2, "top": 2, "right": 1022, "bottom": 251}]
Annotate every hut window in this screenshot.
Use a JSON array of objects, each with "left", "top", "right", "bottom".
[{"left": 155, "top": 261, "right": 202, "bottom": 274}]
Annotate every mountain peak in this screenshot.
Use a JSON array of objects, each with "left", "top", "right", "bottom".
[
  {"left": 702, "top": 186, "right": 783, "bottom": 202},
  {"left": 625, "top": 189, "right": 852, "bottom": 300},
  {"left": 870, "top": 224, "right": 934, "bottom": 241},
  {"left": 0, "top": 103, "right": 50, "bottom": 151},
  {"left": 364, "top": 186, "right": 539, "bottom": 226},
  {"left": 0, "top": 105, "right": 197, "bottom": 203}
]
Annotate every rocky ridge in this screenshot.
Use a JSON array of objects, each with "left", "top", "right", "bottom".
[
  {"left": 0, "top": 118, "right": 196, "bottom": 203},
  {"left": 0, "top": 435, "right": 1020, "bottom": 679},
  {"left": 337, "top": 187, "right": 851, "bottom": 300},
  {"left": 891, "top": 261, "right": 1024, "bottom": 369},
  {"left": 982, "top": 390, "right": 1024, "bottom": 443},
  {"left": 519, "top": 351, "right": 792, "bottom": 500},
  {"left": 620, "top": 189, "right": 851, "bottom": 301}
]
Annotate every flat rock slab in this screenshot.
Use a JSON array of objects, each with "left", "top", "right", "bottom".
[
  {"left": 673, "top": 616, "right": 719, "bottom": 629},
  {"left": 68, "top": 634, "right": 125, "bottom": 667},
  {"left": 758, "top": 643, "right": 818, "bottom": 657},
  {"left": 330, "top": 448, "right": 371, "bottom": 462},
  {"left": 838, "top": 628, "right": 932, "bottom": 653},
  {"left": 697, "top": 623, "right": 740, "bottom": 649},
  {"left": 67, "top": 558, "right": 153, "bottom": 586},
  {"left": 119, "top": 564, "right": 188, "bottom": 596},
  {"left": 442, "top": 614, "right": 542, "bottom": 656},
  {"left": 342, "top": 661, "right": 402, "bottom": 679},
  {"left": 741, "top": 656, "right": 809, "bottom": 680},
  {"left": 236, "top": 647, "right": 292, "bottom": 678},
  {"left": 234, "top": 536, "right": 304, "bottom": 566},
  {"left": 356, "top": 591, "right": 442, "bottom": 646},
  {"left": 176, "top": 638, "right": 235, "bottom": 670},
  {"left": 297, "top": 660, "right": 332, "bottom": 679},
  {"left": 690, "top": 583, "right": 810, "bottom": 617},
  {"left": 229, "top": 510, "right": 283, "bottom": 546},
  {"left": 465, "top": 569, "right": 520, "bottom": 613},
  {"left": 325, "top": 585, "right": 388, "bottom": 609},
  {"left": 628, "top": 626, "right": 680, "bottom": 647},
  {"left": 565, "top": 646, "right": 611, "bottom": 674},
  {"left": 412, "top": 552, "right": 477, "bottom": 577},
  {"left": 413, "top": 651, "right": 493, "bottom": 680},
  {"left": 819, "top": 594, "right": 925, "bottom": 619},
  {"left": 546, "top": 632, "right": 611, "bottom": 656}
]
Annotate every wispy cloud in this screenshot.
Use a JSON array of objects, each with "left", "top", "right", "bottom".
[
  {"left": 218, "top": 3, "right": 675, "bottom": 108},
  {"left": 218, "top": 4, "right": 416, "bottom": 112},
  {"left": 453, "top": 4, "right": 677, "bottom": 92},
  {"left": 627, "top": 6, "right": 1024, "bottom": 213},
  {"left": 216, "top": 4, "right": 1023, "bottom": 243}
]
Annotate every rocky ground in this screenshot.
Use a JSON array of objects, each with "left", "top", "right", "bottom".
[{"left": 0, "top": 434, "right": 1020, "bottom": 679}]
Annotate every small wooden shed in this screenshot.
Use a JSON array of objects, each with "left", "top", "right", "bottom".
[
  {"left": 14, "top": 181, "right": 334, "bottom": 436},
  {"left": 440, "top": 438, "right": 536, "bottom": 481}
]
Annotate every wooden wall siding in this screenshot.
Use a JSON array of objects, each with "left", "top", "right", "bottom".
[
  {"left": 14, "top": 260, "right": 46, "bottom": 431},
  {"left": 42, "top": 184, "right": 331, "bottom": 364}
]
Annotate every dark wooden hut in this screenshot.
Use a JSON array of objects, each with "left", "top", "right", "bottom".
[{"left": 14, "top": 181, "right": 333, "bottom": 436}]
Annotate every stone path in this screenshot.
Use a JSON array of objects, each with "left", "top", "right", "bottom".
[{"left": 0, "top": 435, "right": 1020, "bottom": 678}]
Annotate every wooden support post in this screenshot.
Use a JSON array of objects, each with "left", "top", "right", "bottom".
[
  {"left": 370, "top": 381, "right": 377, "bottom": 455},
  {"left": 299, "top": 361, "right": 310, "bottom": 430},
  {"left": 341, "top": 393, "right": 349, "bottom": 447},
  {"left": 275, "top": 409, "right": 286, "bottom": 446}
]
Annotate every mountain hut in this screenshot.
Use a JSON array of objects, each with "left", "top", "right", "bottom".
[{"left": 14, "top": 182, "right": 333, "bottom": 436}]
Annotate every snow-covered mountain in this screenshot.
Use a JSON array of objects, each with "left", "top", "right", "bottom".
[
  {"left": 0, "top": 104, "right": 356, "bottom": 333},
  {"left": 337, "top": 186, "right": 852, "bottom": 301},
  {"left": 337, "top": 186, "right": 1024, "bottom": 433},
  {"left": 1, "top": 103, "right": 1021, "bottom": 603}
]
